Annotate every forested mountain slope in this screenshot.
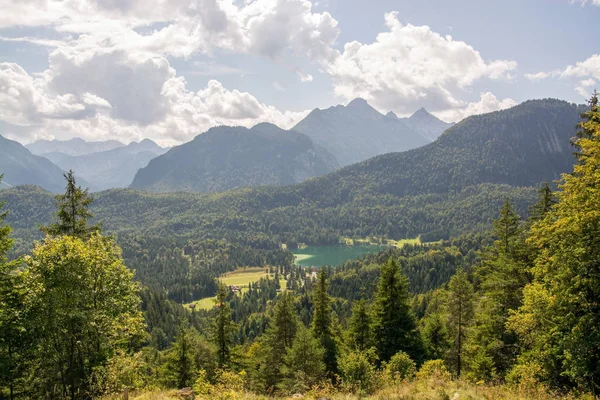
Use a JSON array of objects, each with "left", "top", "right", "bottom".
[
  {"left": 130, "top": 123, "right": 338, "bottom": 193},
  {"left": 0, "top": 135, "right": 71, "bottom": 193}
]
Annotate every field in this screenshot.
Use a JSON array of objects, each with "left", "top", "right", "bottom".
[{"left": 185, "top": 267, "right": 286, "bottom": 310}]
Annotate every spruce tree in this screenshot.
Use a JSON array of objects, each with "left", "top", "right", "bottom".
[
  {"left": 262, "top": 292, "right": 298, "bottom": 390},
  {"left": 446, "top": 269, "right": 474, "bottom": 377},
  {"left": 469, "top": 199, "right": 528, "bottom": 380},
  {"left": 42, "top": 170, "right": 99, "bottom": 239},
  {"left": 213, "top": 283, "right": 235, "bottom": 368},
  {"left": 282, "top": 325, "right": 325, "bottom": 392},
  {"left": 311, "top": 268, "right": 338, "bottom": 376},
  {"left": 371, "top": 257, "right": 421, "bottom": 363},
  {"left": 348, "top": 297, "right": 372, "bottom": 351}
]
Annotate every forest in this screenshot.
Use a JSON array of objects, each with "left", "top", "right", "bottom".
[{"left": 0, "top": 94, "right": 599, "bottom": 400}]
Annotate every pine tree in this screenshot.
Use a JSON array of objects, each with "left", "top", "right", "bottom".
[
  {"left": 371, "top": 257, "right": 421, "bottom": 363},
  {"left": 511, "top": 92, "right": 600, "bottom": 393},
  {"left": 446, "top": 269, "right": 474, "bottom": 377},
  {"left": 311, "top": 268, "right": 338, "bottom": 376},
  {"left": 42, "top": 170, "right": 99, "bottom": 239},
  {"left": 348, "top": 297, "right": 372, "bottom": 351},
  {"left": 527, "top": 182, "right": 556, "bottom": 224},
  {"left": 213, "top": 283, "right": 235, "bottom": 368}
]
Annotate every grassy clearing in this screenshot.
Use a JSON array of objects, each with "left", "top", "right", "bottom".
[{"left": 185, "top": 267, "right": 286, "bottom": 310}]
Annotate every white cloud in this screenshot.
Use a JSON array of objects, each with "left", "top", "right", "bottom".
[
  {"left": 527, "top": 54, "right": 600, "bottom": 98},
  {"left": 571, "top": 0, "right": 600, "bottom": 6},
  {"left": 525, "top": 71, "right": 553, "bottom": 81},
  {"left": 326, "top": 12, "right": 516, "bottom": 119},
  {"left": 435, "top": 92, "right": 517, "bottom": 122},
  {"left": 297, "top": 71, "right": 314, "bottom": 82}
]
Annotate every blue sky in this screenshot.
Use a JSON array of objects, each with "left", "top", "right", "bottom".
[{"left": 0, "top": 0, "right": 598, "bottom": 145}]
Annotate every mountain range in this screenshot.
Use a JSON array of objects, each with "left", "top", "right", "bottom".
[
  {"left": 26, "top": 137, "right": 125, "bottom": 157},
  {"left": 0, "top": 135, "right": 77, "bottom": 193},
  {"left": 45, "top": 139, "right": 167, "bottom": 190},
  {"left": 1, "top": 98, "right": 585, "bottom": 246},
  {"left": 130, "top": 123, "right": 338, "bottom": 193}
]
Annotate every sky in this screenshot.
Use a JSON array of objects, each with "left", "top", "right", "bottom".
[{"left": 0, "top": 0, "right": 598, "bottom": 146}]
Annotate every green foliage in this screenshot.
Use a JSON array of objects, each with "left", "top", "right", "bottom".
[
  {"left": 371, "top": 257, "right": 422, "bottom": 363},
  {"left": 22, "top": 233, "right": 144, "bottom": 399},
  {"left": 347, "top": 298, "right": 372, "bottom": 351},
  {"left": 510, "top": 93, "right": 600, "bottom": 393},
  {"left": 338, "top": 348, "right": 378, "bottom": 394},
  {"left": 446, "top": 269, "right": 474, "bottom": 377},
  {"left": 213, "top": 283, "right": 236, "bottom": 368},
  {"left": 311, "top": 269, "right": 338, "bottom": 376},
  {"left": 469, "top": 199, "right": 529, "bottom": 380},
  {"left": 281, "top": 325, "right": 325, "bottom": 393},
  {"left": 415, "top": 359, "right": 451, "bottom": 381},
  {"left": 384, "top": 351, "right": 416, "bottom": 381}
]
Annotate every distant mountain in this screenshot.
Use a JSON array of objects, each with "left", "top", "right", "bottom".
[
  {"left": 301, "top": 99, "right": 582, "bottom": 202},
  {"left": 47, "top": 139, "right": 167, "bottom": 190},
  {"left": 0, "top": 135, "right": 69, "bottom": 193},
  {"left": 387, "top": 108, "right": 455, "bottom": 142},
  {"left": 26, "top": 138, "right": 125, "bottom": 156},
  {"left": 292, "top": 98, "right": 430, "bottom": 166},
  {"left": 130, "top": 123, "right": 339, "bottom": 193}
]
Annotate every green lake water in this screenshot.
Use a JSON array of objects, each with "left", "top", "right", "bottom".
[{"left": 292, "top": 245, "right": 387, "bottom": 267}]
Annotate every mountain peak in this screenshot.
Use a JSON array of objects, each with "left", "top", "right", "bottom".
[
  {"left": 386, "top": 111, "right": 398, "bottom": 119},
  {"left": 410, "top": 107, "right": 432, "bottom": 119},
  {"left": 346, "top": 98, "right": 370, "bottom": 108}
]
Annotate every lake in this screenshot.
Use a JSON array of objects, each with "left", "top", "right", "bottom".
[{"left": 292, "top": 245, "right": 387, "bottom": 267}]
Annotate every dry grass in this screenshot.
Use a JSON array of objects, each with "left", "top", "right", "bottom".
[{"left": 103, "top": 379, "right": 591, "bottom": 400}]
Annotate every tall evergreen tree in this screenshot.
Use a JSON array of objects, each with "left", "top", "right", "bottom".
[
  {"left": 261, "top": 292, "right": 298, "bottom": 391},
  {"left": 469, "top": 199, "right": 528, "bottom": 380},
  {"left": 42, "top": 170, "right": 99, "bottom": 239},
  {"left": 311, "top": 268, "right": 338, "bottom": 376},
  {"left": 348, "top": 297, "right": 372, "bottom": 351},
  {"left": 446, "top": 269, "right": 474, "bottom": 377},
  {"left": 511, "top": 93, "right": 600, "bottom": 393},
  {"left": 528, "top": 182, "right": 556, "bottom": 224},
  {"left": 162, "top": 326, "right": 198, "bottom": 389},
  {"left": 282, "top": 325, "right": 325, "bottom": 392},
  {"left": 212, "top": 283, "right": 235, "bottom": 368},
  {"left": 371, "top": 257, "right": 421, "bottom": 363}
]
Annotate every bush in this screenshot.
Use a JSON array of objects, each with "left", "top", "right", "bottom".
[
  {"left": 385, "top": 351, "right": 416, "bottom": 382},
  {"left": 338, "top": 349, "right": 378, "bottom": 394},
  {"left": 415, "top": 359, "right": 451, "bottom": 381}
]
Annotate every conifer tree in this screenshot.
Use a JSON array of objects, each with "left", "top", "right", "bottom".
[
  {"left": 446, "top": 269, "right": 474, "bottom": 377},
  {"left": 348, "top": 297, "right": 372, "bottom": 351},
  {"left": 261, "top": 292, "right": 298, "bottom": 390},
  {"left": 282, "top": 325, "right": 325, "bottom": 392},
  {"left": 510, "top": 92, "right": 600, "bottom": 393},
  {"left": 469, "top": 199, "right": 528, "bottom": 380},
  {"left": 371, "top": 257, "right": 421, "bottom": 363},
  {"left": 213, "top": 283, "right": 235, "bottom": 368},
  {"left": 42, "top": 170, "right": 99, "bottom": 239},
  {"left": 163, "top": 326, "right": 198, "bottom": 389},
  {"left": 311, "top": 268, "right": 338, "bottom": 376}
]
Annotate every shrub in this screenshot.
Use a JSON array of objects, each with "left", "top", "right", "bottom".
[
  {"left": 415, "top": 359, "right": 451, "bottom": 381},
  {"left": 385, "top": 351, "right": 416, "bottom": 382},
  {"left": 338, "top": 349, "right": 378, "bottom": 394}
]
